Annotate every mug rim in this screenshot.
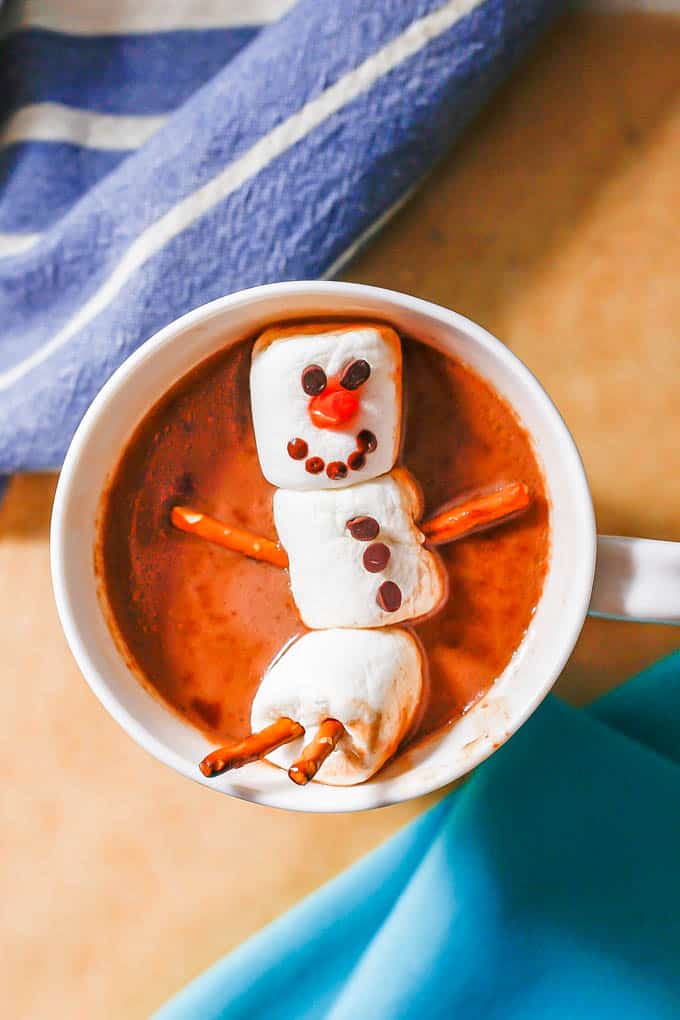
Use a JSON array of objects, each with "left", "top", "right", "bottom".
[{"left": 51, "top": 281, "right": 596, "bottom": 812}]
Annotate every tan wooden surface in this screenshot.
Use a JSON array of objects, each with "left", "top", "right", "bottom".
[{"left": 2, "top": 13, "right": 680, "bottom": 1019}]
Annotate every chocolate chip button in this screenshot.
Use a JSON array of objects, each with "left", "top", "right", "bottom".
[
  {"left": 363, "top": 542, "right": 390, "bottom": 573},
  {"left": 357, "top": 429, "right": 377, "bottom": 453},
  {"left": 287, "top": 437, "right": 308, "bottom": 460},
  {"left": 326, "top": 461, "right": 348, "bottom": 480},
  {"left": 346, "top": 516, "right": 380, "bottom": 541},
  {"left": 376, "top": 580, "right": 402, "bottom": 612}
]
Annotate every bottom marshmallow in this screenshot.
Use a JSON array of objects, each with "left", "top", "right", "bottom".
[{"left": 251, "top": 627, "right": 424, "bottom": 786}]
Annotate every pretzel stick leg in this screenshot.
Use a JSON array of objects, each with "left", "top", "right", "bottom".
[
  {"left": 288, "top": 719, "right": 345, "bottom": 786},
  {"left": 171, "top": 505, "right": 289, "bottom": 568},
  {"left": 421, "top": 481, "right": 530, "bottom": 545},
  {"left": 200, "top": 717, "right": 304, "bottom": 777}
]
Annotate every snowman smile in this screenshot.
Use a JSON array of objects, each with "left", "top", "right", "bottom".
[{"left": 286, "top": 428, "right": 378, "bottom": 482}]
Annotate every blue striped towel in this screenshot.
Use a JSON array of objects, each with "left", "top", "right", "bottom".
[{"left": 0, "top": 0, "right": 558, "bottom": 472}]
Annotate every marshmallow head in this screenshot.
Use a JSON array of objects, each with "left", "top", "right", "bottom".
[
  {"left": 251, "top": 627, "right": 423, "bottom": 785},
  {"left": 250, "top": 322, "right": 402, "bottom": 489},
  {"left": 274, "top": 468, "right": 447, "bottom": 629}
]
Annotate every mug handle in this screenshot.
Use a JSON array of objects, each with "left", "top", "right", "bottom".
[{"left": 589, "top": 536, "right": 680, "bottom": 625}]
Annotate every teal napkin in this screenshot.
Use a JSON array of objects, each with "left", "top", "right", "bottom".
[{"left": 155, "top": 652, "right": 680, "bottom": 1019}]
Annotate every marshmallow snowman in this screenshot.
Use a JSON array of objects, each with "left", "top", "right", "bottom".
[{"left": 246, "top": 321, "right": 445, "bottom": 785}]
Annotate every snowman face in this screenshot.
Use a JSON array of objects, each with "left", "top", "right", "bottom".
[
  {"left": 250, "top": 322, "right": 402, "bottom": 490},
  {"left": 273, "top": 468, "right": 447, "bottom": 629}
]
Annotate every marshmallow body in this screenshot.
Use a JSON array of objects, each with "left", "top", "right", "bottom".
[
  {"left": 250, "top": 322, "right": 401, "bottom": 490},
  {"left": 251, "top": 627, "right": 423, "bottom": 785},
  {"left": 274, "top": 468, "right": 447, "bottom": 629}
]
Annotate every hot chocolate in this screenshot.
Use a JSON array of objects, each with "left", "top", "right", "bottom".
[{"left": 97, "top": 321, "right": 549, "bottom": 786}]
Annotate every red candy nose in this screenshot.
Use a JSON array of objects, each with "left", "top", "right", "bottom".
[{"left": 309, "top": 386, "right": 359, "bottom": 429}]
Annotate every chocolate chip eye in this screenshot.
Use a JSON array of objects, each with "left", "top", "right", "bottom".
[
  {"left": 340, "top": 359, "right": 371, "bottom": 391},
  {"left": 301, "top": 364, "right": 327, "bottom": 396}
]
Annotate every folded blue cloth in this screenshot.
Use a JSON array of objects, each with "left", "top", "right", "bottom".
[
  {"left": 154, "top": 652, "right": 680, "bottom": 1020},
  {"left": 0, "top": 0, "right": 558, "bottom": 471}
]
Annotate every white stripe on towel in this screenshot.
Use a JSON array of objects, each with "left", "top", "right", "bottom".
[
  {"left": 14, "top": 0, "right": 297, "bottom": 35},
  {"left": 0, "top": 0, "right": 483, "bottom": 391},
  {"left": 0, "top": 232, "right": 41, "bottom": 258},
  {"left": 2, "top": 103, "right": 167, "bottom": 152}
]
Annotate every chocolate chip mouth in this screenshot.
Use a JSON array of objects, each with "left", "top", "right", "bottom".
[{"left": 285, "top": 429, "right": 378, "bottom": 478}]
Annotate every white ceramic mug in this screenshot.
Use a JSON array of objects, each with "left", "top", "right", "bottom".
[{"left": 50, "top": 282, "right": 680, "bottom": 812}]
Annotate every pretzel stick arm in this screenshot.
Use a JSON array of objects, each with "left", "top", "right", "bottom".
[
  {"left": 171, "top": 505, "right": 289, "bottom": 568},
  {"left": 422, "top": 482, "right": 530, "bottom": 545}
]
